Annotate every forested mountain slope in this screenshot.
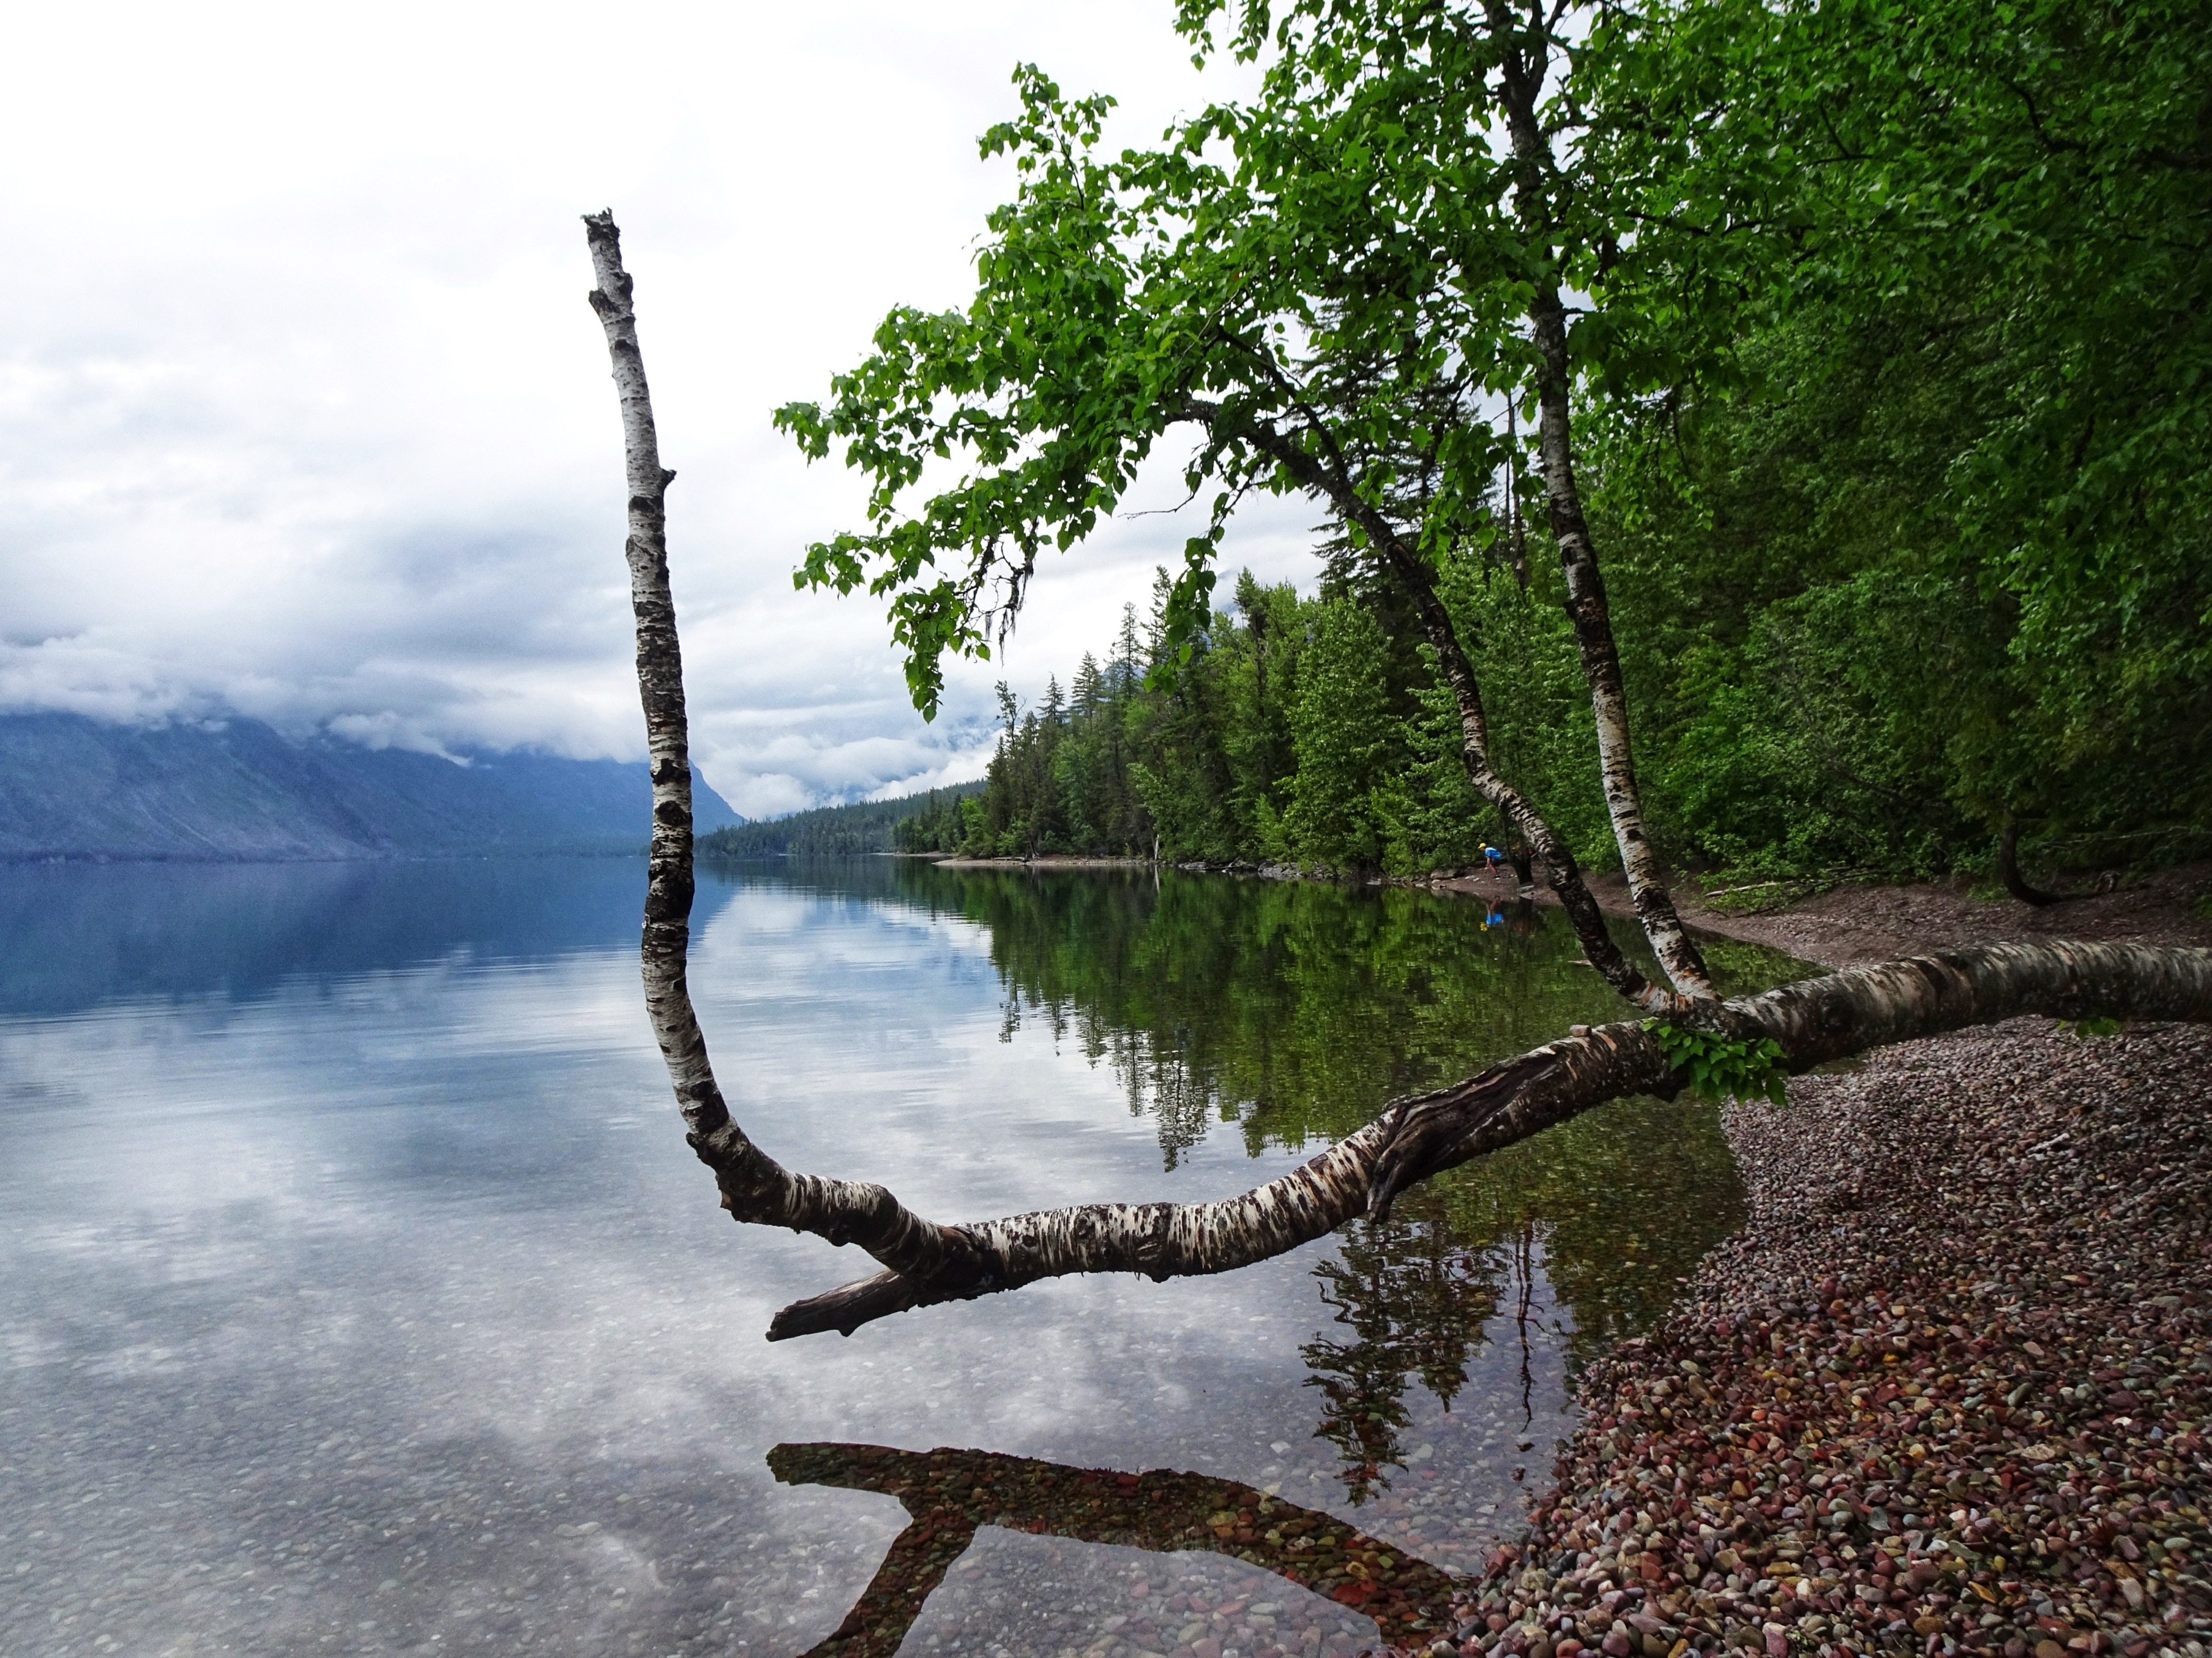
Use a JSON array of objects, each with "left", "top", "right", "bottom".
[{"left": 700, "top": 782, "right": 982, "bottom": 857}]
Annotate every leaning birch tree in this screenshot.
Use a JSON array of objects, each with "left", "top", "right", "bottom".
[{"left": 581, "top": 0, "right": 2212, "bottom": 1343}]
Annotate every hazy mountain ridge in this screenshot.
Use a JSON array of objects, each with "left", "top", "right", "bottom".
[
  {"left": 0, "top": 711, "right": 740, "bottom": 861},
  {"left": 699, "top": 781, "right": 983, "bottom": 857}
]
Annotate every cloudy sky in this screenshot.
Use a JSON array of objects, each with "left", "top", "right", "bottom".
[{"left": 0, "top": 0, "right": 1325, "bottom": 817}]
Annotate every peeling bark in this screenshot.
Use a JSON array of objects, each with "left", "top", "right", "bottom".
[
  {"left": 768, "top": 1441, "right": 1460, "bottom": 1654},
  {"left": 585, "top": 211, "right": 994, "bottom": 1292},
  {"left": 1524, "top": 281, "right": 1714, "bottom": 1001}
]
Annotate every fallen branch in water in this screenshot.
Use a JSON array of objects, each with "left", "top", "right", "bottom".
[
  {"left": 760, "top": 940, "right": 2212, "bottom": 1339},
  {"left": 584, "top": 211, "right": 2212, "bottom": 1347}
]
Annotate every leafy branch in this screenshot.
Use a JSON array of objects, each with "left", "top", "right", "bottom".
[{"left": 1643, "top": 1019, "right": 1787, "bottom": 1105}]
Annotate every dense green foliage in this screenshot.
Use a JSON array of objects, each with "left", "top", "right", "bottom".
[
  {"left": 1581, "top": 0, "right": 2212, "bottom": 877},
  {"left": 912, "top": 565, "right": 1610, "bottom": 873},
  {"left": 699, "top": 783, "right": 980, "bottom": 858},
  {"left": 798, "top": 0, "right": 2210, "bottom": 886}
]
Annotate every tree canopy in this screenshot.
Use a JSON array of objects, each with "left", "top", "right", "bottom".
[
  {"left": 779, "top": 0, "right": 2210, "bottom": 891},
  {"left": 582, "top": 0, "right": 2212, "bottom": 1347}
]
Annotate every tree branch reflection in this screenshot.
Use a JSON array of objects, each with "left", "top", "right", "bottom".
[{"left": 768, "top": 1441, "right": 1462, "bottom": 1657}]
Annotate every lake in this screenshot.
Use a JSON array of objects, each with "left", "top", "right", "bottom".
[{"left": 0, "top": 857, "right": 1804, "bottom": 1658}]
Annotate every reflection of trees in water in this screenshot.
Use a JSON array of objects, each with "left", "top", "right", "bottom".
[
  {"left": 1430, "top": 1092, "right": 1749, "bottom": 1371},
  {"left": 999, "top": 983, "right": 1221, "bottom": 1167},
  {"left": 1304, "top": 1210, "right": 1509, "bottom": 1501},
  {"left": 743, "top": 860, "right": 1766, "bottom": 1487},
  {"left": 1297, "top": 1093, "right": 1750, "bottom": 1496},
  {"left": 946, "top": 868, "right": 1696, "bottom": 1169}
]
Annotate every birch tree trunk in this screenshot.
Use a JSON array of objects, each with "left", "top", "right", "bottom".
[
  {"left": 766, "top": 940, "right": 2212, "bottom": 1339},
  {"left": 1489, "top": 6, "right": 1717, "bottom": 1003},
  {"left": 586, "top": 211, "right": 2212, "bottom": 1352},
  {"left": 584, "top": 211, "right": 1000, "bottom": 1292},
  {"left": 1187, "top": 398, "right": 1690, "bottom": 1014}
]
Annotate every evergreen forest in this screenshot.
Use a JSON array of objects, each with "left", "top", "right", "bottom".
[{"left": 702, "top": 782, "right": 980, "bottom": 857}]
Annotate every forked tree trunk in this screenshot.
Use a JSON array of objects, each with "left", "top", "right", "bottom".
[
  {"left": 1395, "top": 549, "right": 1691, "bottom": 1010},
  {"left": 1490, "top": 0, "right": 1716, "bottom": 1003},
  {"left": 587, "top": 213, "right": 2212, "bottom": 1348},
  {"left": 1186, "top": 398, "right": 1691, "bottom": 1015}
]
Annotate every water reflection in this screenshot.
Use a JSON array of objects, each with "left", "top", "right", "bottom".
[
  {"left": 1286, "top": 1087, "right": 1748, "bottom": 1504},
  {"left": 732, "top": 860, "right": 1771, "bottom": 1492},
  {"left": 770, "top": 1441, "right": 1461, "bottom": 1656},
  {"left": 0, "top": 857, "right": 1806, "bottom": 1657},
  {"left": 1303, "top": 1216, "right": 1521, "bottom": 1504},
  {"left": 0, "top": 856, "right": 729, "bottom": 1017},
  {"left": 739, "top": 862, "right": 1790, "bottom": 1167}
]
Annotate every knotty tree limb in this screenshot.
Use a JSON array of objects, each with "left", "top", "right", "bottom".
[
  {"left": 585, "top": 211, "right": 997, "bottom": 1291},
  {"left": 767, "top": 940, "right": 2212, "bottom": 1340}
]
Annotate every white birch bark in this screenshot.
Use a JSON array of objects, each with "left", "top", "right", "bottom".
[
  {"left": 1487, "top": 3, "right": 1718, "bottom": 1002},
  {"left": 586, "top": 215, "right": 2211, "bottom": 1353},
  {"left": 1182, "top": 397, "right": 1689, "bottom": 1013},
  {"left": 584, "top": 211, "right": 998, "bottom": 1290},
  {"left": 767, "top": 940, "right": 2212, "bottom": 1339}
]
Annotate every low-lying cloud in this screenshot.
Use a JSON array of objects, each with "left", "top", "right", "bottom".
[{"left": 0, "top": 2, "right": 1321, "bottom": 817}]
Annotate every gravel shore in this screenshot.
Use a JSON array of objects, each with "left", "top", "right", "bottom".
[
  {"left": 1442, "top": 1014, "right": 2211, "bottom": 1658},
  {"left": 1437, "top": 862, "right": 2212, "bottom": 969}
]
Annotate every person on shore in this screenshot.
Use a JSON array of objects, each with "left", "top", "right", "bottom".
[{"left": 1482, "top": 844, "right": 1504, "bottom": 875}]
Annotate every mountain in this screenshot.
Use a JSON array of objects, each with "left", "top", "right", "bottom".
[
  {"left": 699, "top": 781, "right": 982, "bottom": 857},
  {"left": 0, "top": 711, "right": 741, "bottom": 861}
]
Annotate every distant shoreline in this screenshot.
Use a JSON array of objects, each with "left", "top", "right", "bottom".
[{"left": 925, "top": 854, "right": 1156, "bottom": 870}]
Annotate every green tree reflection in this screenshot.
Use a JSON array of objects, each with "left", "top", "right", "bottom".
[{"left": 724, "top": 861, "right": 1791, "bottom": 1493}]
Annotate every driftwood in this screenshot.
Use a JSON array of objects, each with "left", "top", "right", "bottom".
[{"left": 584, "top": 211, "right": 2212, "bottom": 1346}]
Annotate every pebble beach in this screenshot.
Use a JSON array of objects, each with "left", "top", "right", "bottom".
[{"left": 1441, "top": 1006, "right": 2211, "bottom": 1658}]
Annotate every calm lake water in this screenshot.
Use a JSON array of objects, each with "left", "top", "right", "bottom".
[{"left": 0, "top": 858, "right": 1805, "bottom": 1658}]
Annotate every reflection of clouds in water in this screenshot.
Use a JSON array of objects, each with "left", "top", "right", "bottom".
[{"left": 0, "top": 866, "right": 1603, "bottom": 1656}]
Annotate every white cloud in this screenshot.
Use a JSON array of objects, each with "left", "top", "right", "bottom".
[{"left": 0, "top": 0, "right": 1325, "bottom": 811}]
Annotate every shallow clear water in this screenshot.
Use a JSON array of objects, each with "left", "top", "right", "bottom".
[{"left": 0, "top": 858, "right": 1804, "bottom": 1658}]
